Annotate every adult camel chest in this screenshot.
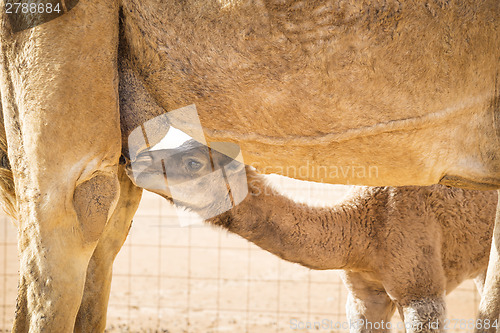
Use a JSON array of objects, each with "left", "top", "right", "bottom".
[{"left": 119, "top": 0, "right": 500, "bottom": 187}]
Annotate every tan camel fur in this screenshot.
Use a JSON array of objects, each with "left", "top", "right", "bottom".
[
  {"left": 220, "top": 168, "right": 497, "bottom": 333},
  {"left": 0, "top": 117, "right": 143, "bottom": 333},
  {"left": 0, "top": 0, "right": 498, "bottom": 331},
  {"left": 118, "top": 0, "right": 500, "bottom": 188},
  {"left": 129, "top": 140, "right": 498, "bottom": 333}
]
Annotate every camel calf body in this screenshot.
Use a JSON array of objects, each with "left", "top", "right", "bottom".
[
  {"left": 205, "top": 168, "right": 498, "bottom": 332},
  {"left": 128, "top": 141, "right": 497, "bottom": 332}
]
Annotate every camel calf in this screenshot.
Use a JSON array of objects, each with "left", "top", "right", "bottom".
[{"left": 128, "top": 141, "right": 497, "bottom": 333}]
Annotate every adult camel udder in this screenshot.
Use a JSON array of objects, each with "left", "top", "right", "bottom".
[{"left": 0, "top": 0, "right": 498, "bottom": 332}]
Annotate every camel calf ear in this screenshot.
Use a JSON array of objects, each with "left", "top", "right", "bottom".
[{"left": 73, "top": 173, "right": 119, "bottom": 244}]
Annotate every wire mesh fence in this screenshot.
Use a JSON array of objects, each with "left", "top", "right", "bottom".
[{"left": 0, "top": 176, "right": 481, "bottom": 333}]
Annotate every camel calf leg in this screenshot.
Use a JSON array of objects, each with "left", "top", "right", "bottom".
[
  {"left": 342, "top": 272, "right": 396, "bottom": 333},
  {"left": 476, "top": 193, "right": 500, "bottom": 333},
  {"left": 401, "top": 297, "right": 446, "bottom": 333}
]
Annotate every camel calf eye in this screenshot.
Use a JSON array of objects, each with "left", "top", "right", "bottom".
[{"left": 187, "top": 159, "right": 202, "bottom": 171}]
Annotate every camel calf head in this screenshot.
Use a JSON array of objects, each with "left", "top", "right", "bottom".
[{"left": 126, "top": 139, "right": 248, "bottom": 218}]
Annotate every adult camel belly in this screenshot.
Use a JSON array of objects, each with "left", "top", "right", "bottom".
[{"left": 120, "top": 0, "right": 500, "bottom": 188}]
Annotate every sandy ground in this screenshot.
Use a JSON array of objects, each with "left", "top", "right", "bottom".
[{"left": 0, "top": 176, "right": 482, "bottom": 332}]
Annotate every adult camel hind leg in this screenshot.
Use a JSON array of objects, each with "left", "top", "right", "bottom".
[
  {"left": 74, "top": 166, "right": 142, "bottom": 333},
  {"left": 0, "top": 1, "right": 121, "bottom": 331}
]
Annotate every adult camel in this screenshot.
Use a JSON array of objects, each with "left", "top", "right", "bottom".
[{"left": 0, "top": 0, "right": 498, "bottom": 332}]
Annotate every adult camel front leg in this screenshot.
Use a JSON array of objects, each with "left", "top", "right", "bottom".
[
  {"left": 0, "top": 1, "right": 120, "bottom": 331},
  {"left": 75, "top": 166, "right": 143, "bottom": 333}
]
